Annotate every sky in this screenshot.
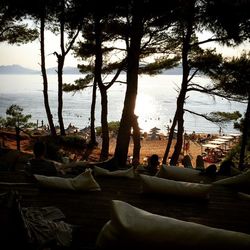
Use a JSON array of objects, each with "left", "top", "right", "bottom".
[
  {"left": 0, "top": 30, "right": 249, "bottom": 70},
  {"left": 0, "top": 30, "right": 81, "bottom": 70}
]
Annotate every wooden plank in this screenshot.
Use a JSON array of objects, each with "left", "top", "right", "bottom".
[{"left": 1, "top": 171, "right": 250, "bottom": 249}]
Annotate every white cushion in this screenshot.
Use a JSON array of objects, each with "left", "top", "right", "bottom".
[
  {"left": 96, "top": 200, "right": 250, "bottom": 249},
  {"left": 213, "top": 169, "right": 250, "bottom": 186},
  {"left": 140, "top": 174, "right": 211, "bottom": 199},
  {"left": 93, "top": 166, "right": 135, "bottom": 178},
  {"left": 34, "top": 169, "right": 101, "bottom": 191},
  {"left": 156, "top": 165, "right": 201, "bottom": 182}
]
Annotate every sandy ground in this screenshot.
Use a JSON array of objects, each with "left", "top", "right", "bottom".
[
  {"left": 124, "top": 138, "right": 203, "bottom": 166},
  {"left": 1, "top": 130, "right": 204, "bottom": 167}
]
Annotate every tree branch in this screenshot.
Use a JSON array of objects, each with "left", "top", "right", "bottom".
[
  {"left": 191, "top": 36, "right": 230, "bottom": 47},
  {"left": 184, "top": 108, "right": 218, "bottom": 123},
  {"left": 65, "top": 26, "right": 81, "bottom": 56},
  {"left": 105, "top": 58, "right": 127, "bottom": 89},
  {"left": 187, "top": 68, "right": 199, "bottom": 83},
  {"left": 187, "top": 84, "right": 247, "bottom": 103}
]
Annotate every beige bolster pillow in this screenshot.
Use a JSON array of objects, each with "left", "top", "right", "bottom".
[
  {"left": 93, "top": 166, "right": 135, "bottom": 178},
  {"left": 140, "top": 174, "right": 212, "bottom": 199},
  {"left": 96, "top": 200, "right": 250, "bottom": 249},
  {"left": 34, "top": 169, "right": 100, "bottom": 191}
]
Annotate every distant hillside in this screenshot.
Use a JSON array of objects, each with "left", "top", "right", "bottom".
[
  {"left": 161, "top": 66, "right": 182, "bottom": 75},
  {"left": 46, "top": 66, "right": 81, "bottom": 74},
  {"left": 0, "top": 64, "right": 39, "bottom": 74},
  {"left": 0, "top": 64, "right": 182, "bottom": 75},
  {"left": 0, "top": 64, "right": 80, "bottom": 74}
]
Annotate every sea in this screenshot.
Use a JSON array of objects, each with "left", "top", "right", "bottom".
[{"left": 0, "top": 73, "right": 246, "bottom": 135}]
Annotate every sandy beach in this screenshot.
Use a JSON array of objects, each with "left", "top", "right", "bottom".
[
  {"left": 1, "top": 130, "right": 205, "bottom": 167},
  {"left": 109, "top": 137, "right": 203, "bottom": 166}
]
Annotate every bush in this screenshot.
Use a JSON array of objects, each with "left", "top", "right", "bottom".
[
  {"left": 96, "top": 121, "right": 120, "bottom": 136},
  {"left": 59, "top": 135, "right": 87, "bottom": 150},
  {"left": 34, "top": 135, "right": 87, "bottom": 162}
]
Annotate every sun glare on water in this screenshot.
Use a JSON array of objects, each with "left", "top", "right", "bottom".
[{"left": 135, "top": 94, "right": 161, "bottom": 133}]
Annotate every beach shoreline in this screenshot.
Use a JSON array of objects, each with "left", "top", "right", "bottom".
[{"left": 0, "top": 129, "right": 216, "bottom": 167}]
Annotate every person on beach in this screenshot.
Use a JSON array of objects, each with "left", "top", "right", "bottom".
[
  {"left": 195, "top": 155, "right": 205, "bottom": 170},
  {"left": 184, "top": 140, "right": 190, "bottom": 154},
  {"left": 200, "top": 160, "right": 240, "bottom": 177},
  {"left": 217, "top": 159, "right": 241, "bottom": 176},
  {"left": 26, "top": 141, "right": 64, "bottom": 176},
  {"left": 147, "top": 154, "right": 160, "bottom": 175},
  {"left": 203, "top": 164, "right": 217, "bottom": 177}
]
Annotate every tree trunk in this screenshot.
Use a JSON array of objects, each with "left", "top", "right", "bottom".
[
  {"left": 40, "top": 15, "right": 56, "bottom": 136},
  {"left": 15, "top": 126, "right": 20, "bottom": 151},
  {"left": 94, "top": 16, "right": 109, "bottom": 160},
  {"left": 132, "top": 114, "right": 141, "bottom": 166},
  {"left": 239, "top": 94, "right": 250, "bottom": 170},
  {"left": 168, "top": 54, "right": 190, "bottom": 166},
  {"left": 90, "top": 80, "right": 97, "bottom": 146},
  {"left": 57, "top": 6, "right": 66, "bottom": 136},
  {"left": 162, "top": 113, "right": 177, "bottom": 164},
  {"left": 99, "top": 86, "right": 109, "bottom": 160},
  {"left": 57, "top": 55, "right": 66, "bottom": 136},
  {"left": 114, "top": 9, "right": 143, "bottom": 167},
  {"left": 57, "top": 1, "right": 80, "bottom": 136},
  {"left": 170, "top": 104, "right": 184, "bottom": 165},
  {"left": 169, "top": 5, "right": 194, "bottom": 166}
]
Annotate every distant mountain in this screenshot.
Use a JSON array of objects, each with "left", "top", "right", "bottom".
[
  {"left": 161, "top": 66, "right": 182, "bottom": 75},
  {"left": 0, "top": 64, "right": 81, "bottom": 74},
  {"left": 0, "top": 64, "right": 39, "bottom": 74},
  {"left": 138, "top": 63, "right": 182, "bottom": 75},
  {"left": 46, "top": 66, "right": 81, "bottom": 74},
  {"left": 0, "top": 64, "right": 182, "bottom": 75}
]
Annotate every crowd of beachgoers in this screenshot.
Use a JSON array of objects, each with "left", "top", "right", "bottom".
[{"left": 0, "top": 124, "right": 241, "bottom": 171}]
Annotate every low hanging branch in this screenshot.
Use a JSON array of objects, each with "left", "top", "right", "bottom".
[
  {"left": 184, "top": 109, "right": 217, "bottom": 123},
  {"left": 184, "top": 109, "right": 241, "bottom": 125},
  {"left": 187, "top": 83, "right": 247, "bottom": 103}
]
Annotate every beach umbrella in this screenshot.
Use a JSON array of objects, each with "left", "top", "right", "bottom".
[
  {"left": 66, "top": 125, "right": 79, "bottom": 134},
  {"left": 150, "top": 127, "right": 161, "bottom": 133}
]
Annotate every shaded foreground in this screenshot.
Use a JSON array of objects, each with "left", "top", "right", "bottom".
[{"left": 0, "top": 168, "right": 250, "bottom": 249}]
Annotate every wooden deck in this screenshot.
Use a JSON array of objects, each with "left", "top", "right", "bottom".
[{"left": 0, "top": 170, "right": 250, "bottom": 249}]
